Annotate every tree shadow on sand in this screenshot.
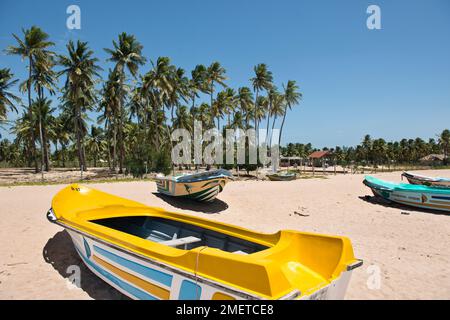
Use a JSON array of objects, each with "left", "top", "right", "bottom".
[
  {"left": 153, "top": 193, "right": 228, "bottom": 214},
  {"left": 42, "top": 230, "right": 129, "bottom": 300},
  {"left": 359, "top": 195, "right": 448, "bottom": 216}
]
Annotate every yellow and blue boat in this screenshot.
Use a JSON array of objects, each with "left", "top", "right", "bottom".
[
  {"left": 47, "top": 184, "right": 362, "bottom": 300},
  {"left": 363, "top": 176, "right": 450, "bottom": 212},
  {"left": 155, "top": 169, "right": 233, "bottom": 202}
]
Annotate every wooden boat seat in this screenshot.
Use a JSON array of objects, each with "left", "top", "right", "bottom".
[{"left": 159, "top": 236, "right": 202, "bottom": 249}]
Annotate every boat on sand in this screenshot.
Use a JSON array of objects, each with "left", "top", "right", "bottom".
[
  {"left": 266, "top": 171, "right": 296, "bottom": 181},
  {"left": 155, "top": 169, "right": 233, "bottom": 202},
  {"left": 363, "top": 176, "right": 450, "bottom": 212},
  {"left": 401, "top": 171, "right": 450, "bottom": 188},
  {"left": 47, "top": 184, "right": 362, "bottom": 300}
]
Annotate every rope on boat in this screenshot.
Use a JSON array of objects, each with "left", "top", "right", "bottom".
[{"left": 194, "top": 246, "right": 208, "bottom": 300}]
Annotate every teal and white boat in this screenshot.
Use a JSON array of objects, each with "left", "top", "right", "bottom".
[{"left": 363, "top": 176, "right": 450, "bottom": 212}]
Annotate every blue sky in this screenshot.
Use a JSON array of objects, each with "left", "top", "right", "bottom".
[{"left": 1, "top": 0, "right": 449, "bottom": 147}]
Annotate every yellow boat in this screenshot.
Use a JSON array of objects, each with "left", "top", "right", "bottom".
[
  {"left": 47, "top": 184, "right": 362, "bottom": 300},
  {"left": 155, "top": 169, "right": 233, "bottom": 202}
]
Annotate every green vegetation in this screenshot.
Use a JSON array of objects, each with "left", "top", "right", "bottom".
[
  {"left": 1, "top": 26, "right": 301, "bottom": 176},
  {"left": 281, "top": 131, "right": 450, "bottom": 169}
]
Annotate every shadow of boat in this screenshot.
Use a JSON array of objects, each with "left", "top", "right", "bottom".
[
  {"left": 153, "top": 193, "right": 228, "bottom": 214},
  {"left": 42, "top": 230, "right": 129, "bottom": 300},
  {"left": 359, "top": 195, "right": 448, "bottom": 216}
]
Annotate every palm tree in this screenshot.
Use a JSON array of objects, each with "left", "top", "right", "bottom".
[
  {"left": 6, "top": 26, "right": 54, "bottom": 172},
  {"left": 167, "top": 67, "right": 189, "bottom": 126},
  {"left": 142, "top": 57, "right": 173, "bottom": 149},
  {"left": 32, "top": 98, "right": 56, "bottom": 171},
  {"left": 439, "top": 129, "right": 450, "bottom": 163},
  {"left": 196, "top": 103, "right": 211, "bottom": 129},
  {"left": 86, "top": 126, "right": 106, "bottom": 167},
  {"left": 105, "top": 32, "right": 146, "bottom": 173},
  {"left": 10, "top": 111, "right": 33, "bottom": 156},
  {"left": 362, "top": 134, "right": 372, "bottom": 164},
  {"left": 27, "top": 55, "right": 57, "bottom": 100},
  {"left": 58, "top": 40, "right": 101, "bottom": 178},
  {"left": 206, "top": 62, "right": 227, "bottom": 121},
  {"left": 251, "top": 64, "right": 272, "bottom": 144},
  {"left": 237, "top": 87, "right": 254, "bottom": 129},
  {"left": 27, "top": 55, "right": 57, "bottom": 172},
  {"left": 52, "top": 114, "right": 70, "bottom": 167},
  {"left": 230, "top": 111, "right": 245, "bottom": 130},
  {"left": 173, "top": 105, "right": 192, "bottom": 131},
  {"left": 189, "top": 64, "right": 209, "bottom": 110},
  {"left": 279, "top": 80, "right": 301, "bottom": 146},
  {"left": 269, "top": 92, "right": 285, "bottom": 148},
  {"left": 0, "top": 68, "right": 20, "bottom": 120},
  {"left": 255, "top": 96, "right": 268, "bottom": 129},
  {"left": 265, "top": 87, "right": 279, "bottom": 145},
  {"left": 211, "top": 91, "right": 228, "bottom": 129},
  {"left": 223, "top": 88, "right": 237, "bottom": 127},
  {"left": 98, "top": 69, "right": 127, "bottom": 170}
]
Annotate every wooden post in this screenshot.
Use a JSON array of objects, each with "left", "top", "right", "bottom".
[{"left": 312, "top": 158, "right": 315, "bottom": 176}]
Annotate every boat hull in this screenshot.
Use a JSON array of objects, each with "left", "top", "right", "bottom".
[
  {"left": 47, "top": 184, "right": 362, "bottom": 300},
  {"left": 65, "top": 228, "right": 356, "bottom": 300},
  {"left": 402, "top": 172, "right": 450, "bottom": 188},
  {"left": 364, "top": 176, "right": 450, "bottom": 212},
  {"left": 67, "top": 229, "right": 241, "bottom": 300},
  {"left": 267, "top": 173, "right": 296, "bottom": 181},
  {"left": 155, "top": 178, "right": 226, "bottom": 202}
]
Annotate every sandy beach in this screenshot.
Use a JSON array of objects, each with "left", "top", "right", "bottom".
[{"left": 0, "top": 169, "right": 449, "bottom": 300}]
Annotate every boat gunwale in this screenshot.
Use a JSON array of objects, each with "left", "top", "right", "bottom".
[
  {"left": 364, "top": 176, "right": 450, "bottom": 194},
  {"left": 155, "top": 171, "right": 234, "bottom": 184},
  {"left": 67, "top": 206, "right": 279, "bottom": 249},
  {"left": 49, "top": 215, "right": 280, "bottom": 300},
  {"left": 402, "top": 171, "right": 450, "bottom": 183}
]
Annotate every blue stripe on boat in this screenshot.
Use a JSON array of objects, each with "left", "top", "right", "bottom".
[
  {"left": 93, "top": 245, "right": 173, "bottom": 287},
  {"left": 75, "top": 247, "right": 157, "bottom": 300},
  {"left": 83, "top": 237, "right": 91, "bottom": 258},
  {"left": 179, "top": 280, "right": 201, "bottom": 300},
  {"left": 431, "top": 196, "right": 450, "bottom": 200}
]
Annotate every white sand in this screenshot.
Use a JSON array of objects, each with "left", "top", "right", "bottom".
[{"left": 0, "top": 170, "right": 449, "bottom": 299}]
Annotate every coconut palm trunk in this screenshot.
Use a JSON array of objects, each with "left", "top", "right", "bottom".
[
  {"left": 254, "top": 88, "right": 259, "bottom": 143},
  {"left": 278, "top": 105, "right": 288, "bottom": 146},
  {"left": 75, "top": 106, "right": 84, "bottom": 179},
  {"left": 113, "top": 120, "right": 117, "bottom": 171},
  {"left": 61, "top": 144, "right": 66, "bottom": 167},
  {"left": 43, "top": 124, "right": 50, "bottom": 171},
  {"left": 28, "top": 56, "right": 38, "bottom": 172},
  {"left": 38, "top": 113, "right": 44, "bottom": 179},
  {"left": 38, "top": 87, "right": 50, "bottom": 172},
  {"left": 270, "top": 114, "right": 277, "bottom": 149}
]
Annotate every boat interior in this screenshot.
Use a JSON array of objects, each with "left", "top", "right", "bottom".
[{"left": 91, "top": 216, "right": 268, "bottom": 254}]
